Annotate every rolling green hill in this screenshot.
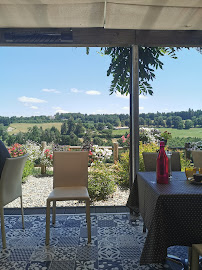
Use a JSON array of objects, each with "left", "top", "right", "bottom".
[{"left": 7, "top": 122, "right": 63, "bottom": 135}]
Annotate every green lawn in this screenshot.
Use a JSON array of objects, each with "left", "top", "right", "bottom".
[
  {"left": 113, "top": 127, "right": 202, "bottom": 139},
  {"left": 158, "top": 127, "right": 202, "bottom": 138},
  {"left": 112, "top": 129, "right": 130, "bottom": 136},
  {"left": 8, "top": 122, "right": 62, "bottom": 135}
]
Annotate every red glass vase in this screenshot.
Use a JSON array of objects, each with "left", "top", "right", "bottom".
[{"left": 156, "top": 141, "right": 169, "bottom": 184}]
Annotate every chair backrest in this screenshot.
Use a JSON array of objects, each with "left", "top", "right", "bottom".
[
  {"left": 192, "top": 150, "right": 202, "bottom": 169},
  {"left": 170, "top": 152, "right": 181, "bottom": 171},
  {"left": 53, "top": 151, "right": 88, "bottom": 188},
  {"left": 143, "top": 151, "right": 181, "bottom": 172},
  {"left": 142, "top": 152, "right": 158, "bottom": 171},
  {"left": 0, "top": 154, "right": 29, "bottom": 206}
]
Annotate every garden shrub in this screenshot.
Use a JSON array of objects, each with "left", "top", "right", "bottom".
[
  {"left": 116, "top": 142, "right": 159, "bottom": 188},
  {"left": 22, "top": 160, "right": 34, "bottom": 182},
  {"left": 116, "top": 150, "right": 130, "bottom": 189},
  {"left": 178, "top": 150, "right": 191, "bottom": 171},
  {"left": 88, "top": 163, "right": 116, "bottom": 201}
]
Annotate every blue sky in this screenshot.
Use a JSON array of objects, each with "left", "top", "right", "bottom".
[{"left": 1, "top": 47, "right": 202, "bottom": 117}]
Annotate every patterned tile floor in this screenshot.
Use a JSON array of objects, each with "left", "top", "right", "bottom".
[{"left": 0, "top": 213, "right": 195, "bottom": 270}]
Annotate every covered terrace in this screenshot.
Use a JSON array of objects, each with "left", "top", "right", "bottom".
[{"left": 1, "top": 1, "right": 202, "bottom": 269}]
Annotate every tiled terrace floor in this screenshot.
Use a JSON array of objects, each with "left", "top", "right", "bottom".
[{"left": 4, "top": 206, "right": 130, "bottom": 215}]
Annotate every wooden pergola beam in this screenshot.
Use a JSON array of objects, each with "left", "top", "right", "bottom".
[{"left": 0, "top": 28, "right": 202, "bottom": 47}]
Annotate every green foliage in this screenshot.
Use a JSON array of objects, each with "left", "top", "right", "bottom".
[
  {"left": 22, "top": 160, "right": 34, "bottom": 182},
  {"left": 88, "top": 163, "right": 116, "bottom": 201},
  {"left": 178, "top": 150, "right": 191, "bottom": 172},
  {"left": 99, "top": 47, "right": 180, "bottom": 95},
  {"left": 167, "top": 137, "right": 202, "bottom": 148},
  {"left": 116, "top": 142, "right": 159, "bottom": 188},
  {"left": 160, "top": 131, "right": 172, "bottom": 141},
  {"left": 184, "top": 119, "right": 193, "bottom": 129},
  {"left": 116, "top": 150, "right": 130, "bottom": 188}
]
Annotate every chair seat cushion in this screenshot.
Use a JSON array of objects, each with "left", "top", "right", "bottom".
[
  {"left": 47, "top": 186, "right": 90, "bottom": 201},
  {"left": 0, "top": 140, "right": 11, "bottom": 178}
]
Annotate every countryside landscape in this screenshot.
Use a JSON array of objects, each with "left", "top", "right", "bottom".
[{"left": 1, "top": 108, "right": 202, "bottom": 149}]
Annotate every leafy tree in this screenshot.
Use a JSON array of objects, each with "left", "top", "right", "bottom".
[
  {"left": 166, "top": 117, "right": 172, "bottom": 128},
  {"left": 198, "top": 116, "right": 202, "bottom": 127},
  {"left": 6, "top": 135, "right": 16, "bottom": 146},
  {"left": 139, "top": 117, "right": 145, "bottom": 126},
  {"left": 67, "top": 117, "right": 76, "bottom": 135},
  {"left": 172, "top": 116, "right": 183, "bottom": 129},
  {"left": 15, "top": 132, "right": 27, "bottom": 144},
  {"left": 177, "top": 121, "right": 184, "bottom": 130},
  {"left": 145, "top": 118, "right": 152, "bottom": 127},
  {"left": 27, "top": 126, "right": 42, "bottom": 142},
  {"left": 158, "top": 116, "right": 165, "bottom": 127},
  {"left": 192, "top": 116, "right": 198, "bottom": 127},
  {"left": 61, "top": 121, "right": 68, "bottom": 135},
  {"left": 101, "top": 129, "right": 113, "bottom": 139},
  {"left": 93, "top": 137, "right": 104, "bottom": 145},
  {"left": 74, "top": 119, "right": 85, "bottom": 136},
  {"left": 184, "top": 119, "right": 193, "bottom": 129},
  {"left": 106, "top": 122, "right": 113, "bottom": 129},
  {"left": 87, "top": 47, "right": 181, "bottom": 96},
  {"left": 96, "top": 122, "right": 105, "bottom": 131}
]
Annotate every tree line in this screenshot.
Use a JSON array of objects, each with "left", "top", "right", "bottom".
[
  {"left": 0, "top": 113, "right": 129, "bottom": 127},
  {"left": 139, "top": 109, "right": 202, "bottom": 129},
  {"left": 0, "top": 117, "right": 116, "bottom": 146}
]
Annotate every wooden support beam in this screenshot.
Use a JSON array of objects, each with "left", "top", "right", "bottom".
[
  {"left": 1, "top": 28, "right": 202, "bottom": 47},
  {"left": 136, "top": 30, "right": 202, "bottom": 47}
]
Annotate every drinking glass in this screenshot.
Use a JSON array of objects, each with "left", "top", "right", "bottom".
[
  {"left": 185, "top": 167, "right": 197, "bottom": 179},
  {"left": 166, "top": 151, "right": 172, "bottom": 179}
]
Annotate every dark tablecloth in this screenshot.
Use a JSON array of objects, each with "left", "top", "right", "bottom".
[{"left": 127, "top": 171, "right": 202, "bottom": 264}]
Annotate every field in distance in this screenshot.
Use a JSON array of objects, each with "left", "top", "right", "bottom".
[
  {"left": 112, "top": 127, "right": 202, "bottom": 138},
  {"left": 158, "top": 128, "right": 202, "bottom": 138},
  {"left": 7, "top": 122, "right": 63, "bottom": 135},
  {"left": 7, "top": 123, "right": 202, "bottom": 139}
]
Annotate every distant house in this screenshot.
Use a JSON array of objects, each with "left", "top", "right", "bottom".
[{"left": 114, "top": 127, "right": 129, "bottom": 130}]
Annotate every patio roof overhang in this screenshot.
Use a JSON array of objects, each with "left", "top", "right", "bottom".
[
  {"left": 1, "top": 1, "right": 202, "bottom": 47},
  {"left": 1, "top": 0, "right": 202, "bottom": 188},
  {"left": 1, "top": 0, "right": 202, "bottom": 31}
]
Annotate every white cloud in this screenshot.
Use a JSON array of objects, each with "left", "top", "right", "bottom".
[
  {"left": 18, "top": 96, "right": 47, "bottom": 103},
  {"left": 116, "top": 92, "right": 147, "bottom": 99},
  {"left": 30, "top": 106, "right": 38, "bottom": 110},
  {"left": 116, "top": 92, "right": 129, "bottom": 99},
  {"left": 52, "top": 106, "right": 69, "bottom": 114},
  {"left": 42, "top": 88, "right": 60, "bottom": 93},
  {"left": 139, "top": 106, "right": 144, "bottom": 110},
  {"left": 122, "top": 106, "right": 129, "bottom": 110},
  {"left": 85, "top": 90, "right": 101, "bottom": 95},
  {"left": 71, "top": 88, "right": 83, "bottom": 93}
]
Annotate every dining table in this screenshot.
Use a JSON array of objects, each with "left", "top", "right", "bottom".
[{"left": 131, "top": 171, "right": 202, "bottom": 265}]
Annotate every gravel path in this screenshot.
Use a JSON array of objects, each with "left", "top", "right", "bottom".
[{"left": 5, "top": 175, "right": 130, "bottom": 208}]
